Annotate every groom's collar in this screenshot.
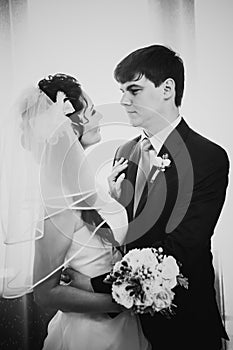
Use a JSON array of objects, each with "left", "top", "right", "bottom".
[{"left": 141, "top": 115, "right": 182, "bottom": 154}]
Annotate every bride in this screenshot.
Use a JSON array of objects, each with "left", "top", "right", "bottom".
[{"left": 0, "top": 74, "right": 151, "bottom": 350}]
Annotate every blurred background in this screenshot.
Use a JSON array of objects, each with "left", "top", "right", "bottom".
[{"left": 0, "top": 0, "right": 233, "bottom": 348}]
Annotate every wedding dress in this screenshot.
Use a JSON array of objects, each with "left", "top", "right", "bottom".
[
  {"left": 42, "top": 195, "right": 151, "bottom": 350},
  {"left": 0, "top": 85, "right": 150, "bottom": 349}
]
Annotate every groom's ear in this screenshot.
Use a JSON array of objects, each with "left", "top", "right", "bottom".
[{"left": 162, "top": 78, "right": 175, "bottom": 101}]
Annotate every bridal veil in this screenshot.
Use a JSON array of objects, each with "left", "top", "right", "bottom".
[{"left": 0, "top": 87, "right": 101, "bottom": 298}]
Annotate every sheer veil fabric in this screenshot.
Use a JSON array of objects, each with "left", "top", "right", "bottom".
[{"left": 0, "top": 88, "right": 104, "bottom": 298}]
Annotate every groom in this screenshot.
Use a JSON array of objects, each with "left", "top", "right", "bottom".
[{"left": 67, "top": 45, "right": 229, "bottom": 350}]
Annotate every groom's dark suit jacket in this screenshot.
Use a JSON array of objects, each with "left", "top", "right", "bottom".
[{"left": 92, "top": 119, "right": 229, "bottom": 350}]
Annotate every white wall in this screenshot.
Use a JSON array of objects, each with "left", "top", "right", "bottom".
[
  {"left": 12, "top": 0, "right": 155, "bottom": 104},
  {"left": 195, "top": 1, "right": 233, "bottom": 346}
]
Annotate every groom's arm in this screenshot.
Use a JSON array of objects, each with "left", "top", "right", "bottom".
[
  {"left": 162, "top": 148, "right": 229, "bottom": 268},
  {"left": 91, "top": 273, "right": 112, "bottom": 294},
  {"left": 143, "top": 146, "right": 230, "bottom": 272}
]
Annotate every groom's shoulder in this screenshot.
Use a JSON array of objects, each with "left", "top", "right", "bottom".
[{"left": 187, "top": 125, "right": 229, "bottom": 167}]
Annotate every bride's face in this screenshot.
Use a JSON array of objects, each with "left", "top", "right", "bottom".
[{"left": 79, "top": 92, "right": 103, "bottom": 149}]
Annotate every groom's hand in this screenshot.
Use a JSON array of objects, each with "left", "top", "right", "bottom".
[
  {"left": 61, "top": 268, "right": 94, "bottom": 292},
  {"left": 108, "top": 157, "right": 128, "bottom": 200}
]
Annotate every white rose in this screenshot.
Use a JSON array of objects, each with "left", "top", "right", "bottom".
[
  {"left": 162, "top": 277, "right": 177, "bottom": 290},
  {"left": 142, "top": 293, "right": 154, "bottom": 307},
  {"left": 161, "top": 256, "right": 179, "bottom": 280},
  {"left": 153, "top": 289, "right": 174, "bottom": 311},
  {"left": 124, "top": 249, "right": 143, "bottom": 272},
  {"left": 143, "top": 278, "right": 163, "bottom": 299},
  {"left": 138, "top": 248, "right": 158, "bottom": 269},
  {"left": 125, "top": 249, "right": 141, "bottom": 260},
  {"left": 112, "top": 283, "right": 134, "bottom": 309}
]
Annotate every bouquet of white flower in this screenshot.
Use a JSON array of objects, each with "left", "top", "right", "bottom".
[{"left": 104, "top": 247, "right": 188, "bottom": 317}]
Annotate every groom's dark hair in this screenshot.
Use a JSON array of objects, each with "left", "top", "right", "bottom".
[{"left": 114, "top": 44, "right": 185, "bottom": 107}]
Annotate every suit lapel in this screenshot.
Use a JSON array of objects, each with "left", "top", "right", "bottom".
[{"left": 119, "top": 138, "right": 141, "bottom": 221}]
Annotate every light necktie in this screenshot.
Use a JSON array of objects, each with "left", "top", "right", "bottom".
[{"left": 134, "top": 138, "right": 152, "bottom": 215}]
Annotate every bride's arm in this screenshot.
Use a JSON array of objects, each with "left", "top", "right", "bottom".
[{"left": 33, "top": 209, "right": 121, "bottom": 314}]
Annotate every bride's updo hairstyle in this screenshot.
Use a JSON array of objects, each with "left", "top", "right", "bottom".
[
  {"left": 39, "top": 74, "right": 119, "bottom": 248},
  {"left": 38, "top": 73, "right": 85, "bottom": 136}
]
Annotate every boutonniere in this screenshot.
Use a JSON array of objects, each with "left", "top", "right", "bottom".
[{"left": 150, "top": 153, "right": 171, "bottom": 183}]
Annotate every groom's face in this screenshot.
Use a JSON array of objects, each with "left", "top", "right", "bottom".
[{"left": 119, "top": 76, "right": 165, "bottom": 133}]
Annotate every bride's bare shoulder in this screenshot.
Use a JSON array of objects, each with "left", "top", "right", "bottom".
[{"left": 44, "top": 208, "right": 82, "bottom": 242}]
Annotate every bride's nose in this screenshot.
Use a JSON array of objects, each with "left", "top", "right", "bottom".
[{"left": 96, "top": 111, "right": 103, "bottom": 121}]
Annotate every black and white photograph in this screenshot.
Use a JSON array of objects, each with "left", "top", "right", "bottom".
[{"left": 0, "top": 1, "right": 233, "bottom": 349}]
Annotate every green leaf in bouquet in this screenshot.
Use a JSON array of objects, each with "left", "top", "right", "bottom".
[
  {"left": 159, "top": 304, "right": 177, "bottom": 319},
  {"left": 177, "top": 274, "right": 189, "bottom": 289}
]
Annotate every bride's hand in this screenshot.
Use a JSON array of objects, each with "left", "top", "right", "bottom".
[
  {"left": 108, "top": 158, "right": 128, "bottom": 200},
  {"left": 61, "top": 268, "right": 94, "bottom": 292},
  {"left": 61, "top": 268, "right": 125, "bottom": 314}
]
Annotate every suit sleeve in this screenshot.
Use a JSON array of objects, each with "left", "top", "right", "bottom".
[
  {"left": 157, "top": 147, "right": 230, "bottom": 271},
  {"left": 91, "top": 273, "right": 112, "bottom": 293}
]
